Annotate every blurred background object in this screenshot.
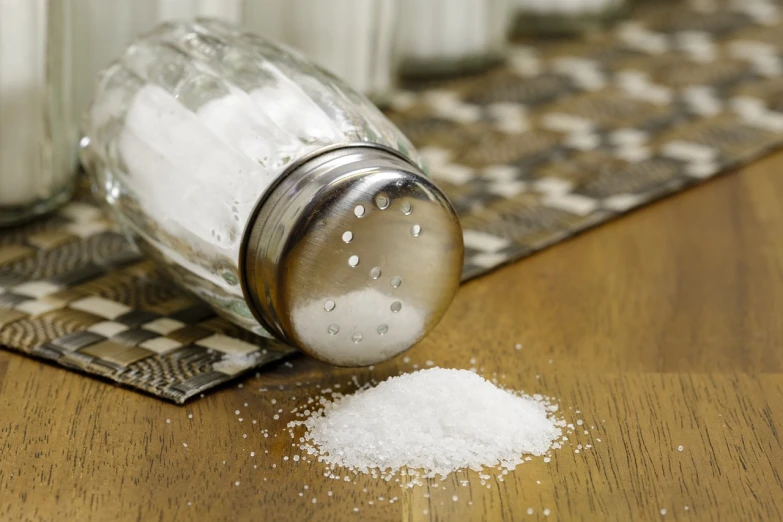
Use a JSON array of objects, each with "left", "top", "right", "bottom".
[
  {"left": 511, "top": 0, "right": 629, "bottom": 36},
  {"left": 397, "top": 0, "right": 510, "bottom": 77},
  {"left": 243, "top": 0, "right": 399, "bottom": 105},
  {"left": 0, "top": 0, "right": 77, "bottom": 226}
]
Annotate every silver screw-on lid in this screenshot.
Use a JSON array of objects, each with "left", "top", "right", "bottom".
[{"left": 240, "top": 144, "right": 464, "bottom": 366}]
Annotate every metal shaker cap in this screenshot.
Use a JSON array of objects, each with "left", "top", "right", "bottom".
[{"left": 240, "top": 144, "right": 463, "bottom": 366}]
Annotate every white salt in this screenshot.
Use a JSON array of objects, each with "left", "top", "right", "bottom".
[
  {"left": 291, "top": 368, "right": 562, "bottom": 479},
  {"left": 678, "top": 445, "right": 684, "bottom": 452}
]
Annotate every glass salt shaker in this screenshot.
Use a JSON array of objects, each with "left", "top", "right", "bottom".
[
  {"left": 0, "top": 0, "right": 78, "bottom": 226},
  {"left": 397, "top": 0, "right": 510, "bottom": 78},
  {"left": 243, "top": 0, "right": 399, "bottom": 106},
  {"left": 81, "top": 19, "right": 464, "bottom": 367},
  {"left": 512, "top": 0, "right": 628, "bottom": 36}
]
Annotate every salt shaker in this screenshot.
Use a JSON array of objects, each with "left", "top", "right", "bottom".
[
  {"left": 81, "top": 20, "right": 464, "bottom": 367},
  {"left": 243, "top": 0, "right": 399, "bottom": 105},
  {"left": 0, "top": 0, "right": 78, "bottom": 226},
  {"left": 397, "top": 0, "right": 509, "bottom": 77}
]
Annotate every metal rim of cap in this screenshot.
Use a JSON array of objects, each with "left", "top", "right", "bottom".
[{"left": 239, "top": 143, "right": 464, "bottom": 367}]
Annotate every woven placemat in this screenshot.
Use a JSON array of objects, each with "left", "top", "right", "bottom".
[{"left": 3, "top": 0, "right": 783, "bottom": 402}]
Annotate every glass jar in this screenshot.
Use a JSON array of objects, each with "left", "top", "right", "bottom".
[
  {"left": 243, "top": 0, "right": 399, "bottom": 106},
  {"left": 0, "top": 0, "right": 77, "bottom": 226},
  {"left": 397, "top": 0, "right": 510, "bottom": 77},
  {"left": 81, "top": 20, "right": 464, "bottom": 366},
  {"left": 512, "top": 0, "right": 628, "bottom": 36}
]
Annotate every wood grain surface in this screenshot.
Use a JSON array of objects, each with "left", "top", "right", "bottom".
[{"left": 2, "top": 151, "right": 783, "bottom": 522}]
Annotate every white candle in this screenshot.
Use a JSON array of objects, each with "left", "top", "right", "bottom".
[
  {"left": 243, "top": 0, "right": 398, "bottom": 101},
  {"left": 397, "top": 0, "right": 509, "bottom": 75}
]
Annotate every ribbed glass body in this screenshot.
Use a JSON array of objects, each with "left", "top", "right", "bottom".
[{"left": 81, "top": 20, "right": 420, "bottom": 335}]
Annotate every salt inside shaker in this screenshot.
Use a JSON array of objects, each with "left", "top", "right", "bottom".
[{"left": 81, "top": 20, "right": 464, "bottom": 366}]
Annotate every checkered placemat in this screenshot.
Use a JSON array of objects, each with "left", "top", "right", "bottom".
[
  {"left": 0, "top": 200, "right": 295, "bottom": 403},
  {"left": 3, "top": 0, "right": 783, "bottom": 402}
]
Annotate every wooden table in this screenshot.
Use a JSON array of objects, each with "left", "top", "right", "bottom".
[{"left": 2, "top": 151, "right": 783, "bottom": 522}]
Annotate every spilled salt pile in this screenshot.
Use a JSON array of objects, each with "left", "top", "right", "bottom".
[{"left": 290, "top": 368, "right": 563, "bottom": 480}]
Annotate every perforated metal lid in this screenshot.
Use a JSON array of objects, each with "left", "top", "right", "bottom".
[{"left": 240, "top": 144, "right": 464, "bottom": 366}]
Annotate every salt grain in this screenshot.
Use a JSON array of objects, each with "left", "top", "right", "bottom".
[
  {"left": 527, "top": 508, "right": 534, "bottom": 515},
  {"left": 544, "top": 508, "right": 551, "bottom": 516},
  {"left": 678, "top": 445, "right": 684, "bottom": 452},
  {"left": 660, "top": 508, "right": 667, "bottom": 515},
  {"left": 290, "top": 368, "right": 562, "bottom": 480}
]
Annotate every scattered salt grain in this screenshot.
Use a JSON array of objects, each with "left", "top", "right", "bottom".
[
  {"left": 544, "top": 508, "right": 551, "bottom": 516},
  {"left": 234, "top": 481, "right": 240, "bottom": 486},
  {"left": 678, "top": 445, "right": 684, "bottom": 452},
  {"left": 684, "top": 506, "right": 690, "bottom": 511},
  {"left": 660, "top": 508, "right": 667, "bottom": 515},
  {"left": 235, "top": 410, "right": 240, "bottom": 415},
  {"left": 290, "top": 368, "right": 563, "bottom": 481},
  {"left": 182, "top": 443, "right": 188, "bottom": 448},
  {"left": 166, "top": 419, "right": 171, "bottom": 424},
  {"left": 250, "top": 452, "right": 255, "bottom": 457},
  {"left": 544, "top": 457, "right": 551, "bottom": 463},
  {"left": 515, "top": 343, "right": 522, "bottom": 350},
  {"left": 452, "top": 495, "right": 458, "bottom": 501},
  {"left": 188, "top": 413, "right": 193, "bottom": 419},
  {"left": 527, "top": 508, "right": 534, "bottom": 515}
]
